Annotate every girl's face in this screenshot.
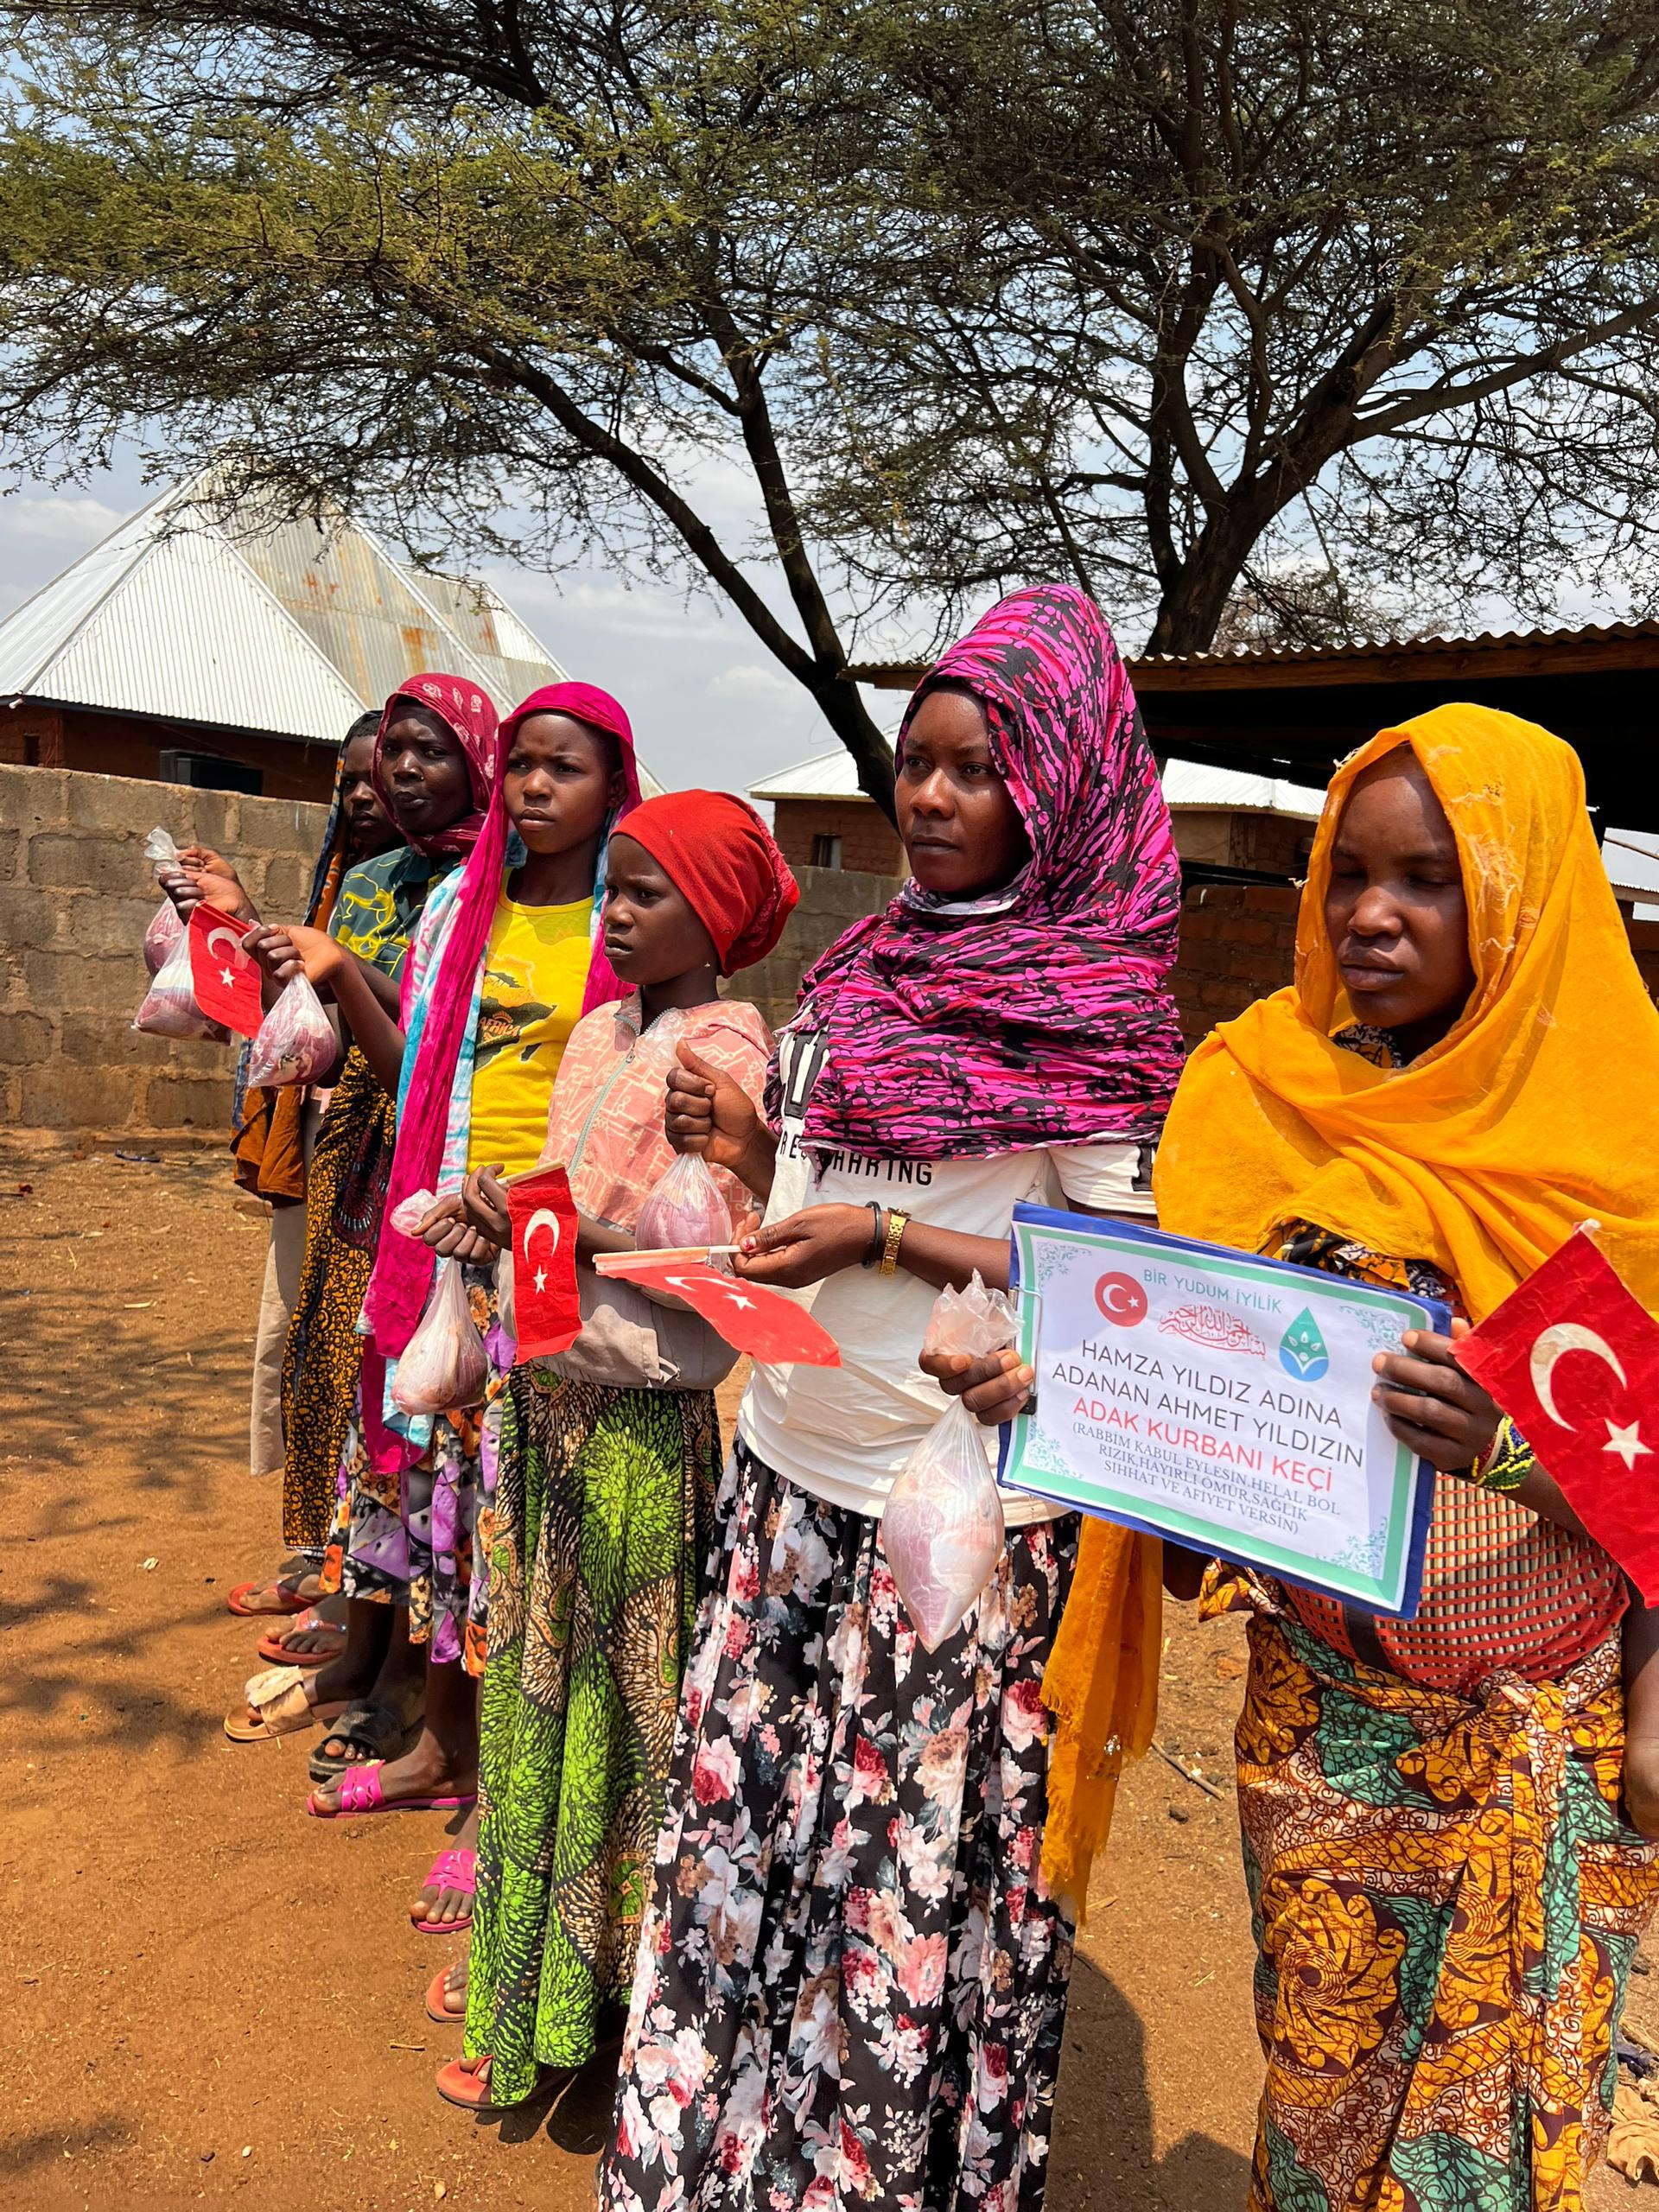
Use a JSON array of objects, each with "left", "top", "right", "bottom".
[
  {"left": 895, "top": 685, "right": 1030, "bottom": 899},
  {"left": 601, "top": 834, "right": 717, "bottom": 987},
  {"left": 1324, "top": 752, "right": 1474, "bottom": 1057},
  {"left": 379, "top": 706, "right": 474, "bottom": 840},
  {"left": 339, "top": 728, "right": 398, "bottom": 857},
  {"left": 505, "top": 713, "right": 624, "bottom": 856}
]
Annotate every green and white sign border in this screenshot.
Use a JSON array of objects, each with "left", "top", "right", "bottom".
[{"left": 999, "top": 1205, "right": 1445, "bottom": 1619}]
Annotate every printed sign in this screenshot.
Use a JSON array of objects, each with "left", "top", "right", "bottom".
[{"left": 1001, "top": 1206, "right": 1445, "bottom": 1618}]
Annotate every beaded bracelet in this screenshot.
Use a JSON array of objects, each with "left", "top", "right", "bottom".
[{"left": 1475, "top": 1414, "right": 1535, "bottom": 1494}]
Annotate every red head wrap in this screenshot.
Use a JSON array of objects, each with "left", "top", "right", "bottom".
[{"left": 616, "top": 791, "right": 798, "bottom": 975}]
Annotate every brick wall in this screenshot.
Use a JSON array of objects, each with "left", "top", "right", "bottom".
[
  {"left": 730, "top": 862, "right": 907, "bottom": 1034},
  {"left": 0, "top": 761, "right": 327, "bottom": 1135},
  {"left": 0, "top": 700, "right": 338, "bottom": 801},
  {"left": 1170, "top": 883, "right": 1302, "bottom": 1042},
  {"left": 771, "top": 798, "right": 904, "bottom": 878}
]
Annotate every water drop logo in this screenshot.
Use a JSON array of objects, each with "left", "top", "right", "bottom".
[{"left": 1279, "top": 1308, "right": 1330, "bottom": 1382}]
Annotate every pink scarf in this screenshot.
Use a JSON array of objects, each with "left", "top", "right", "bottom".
[{"left": 364, "top": 681, "right": 642, "bottom": 1360}]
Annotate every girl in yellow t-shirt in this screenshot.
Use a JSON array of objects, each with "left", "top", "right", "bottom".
[{"left": 264, "top": 684, "right": 643, "bottom": 1943}]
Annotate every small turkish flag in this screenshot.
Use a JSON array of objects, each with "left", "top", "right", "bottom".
[
  {"left": 187, "top": 906, "right": 264, "bottom": 1037},
  {"left": 594, "top": 1255, "right": 842, "bottom": 1368},
  {"left": 506, "top": 1164, "right": 582, "bottom": 1360},
  {"left": 1457, "top": 1229, "right": 1659, "bottom": 1600}
]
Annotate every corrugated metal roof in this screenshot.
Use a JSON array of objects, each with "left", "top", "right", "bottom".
[
  {"left": 0, "top": 467, "right": 582, "bottom": 747},
  {"left": 1133, "top": 616, "right": 1659, "bottom": 671},
  {"left": 1604, "top": 829, "right": 1659, "bottom": 899}
]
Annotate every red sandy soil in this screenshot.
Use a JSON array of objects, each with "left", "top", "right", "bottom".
[{"left": 0, "top": 1135, "right": 1645, "bottom": 2209}]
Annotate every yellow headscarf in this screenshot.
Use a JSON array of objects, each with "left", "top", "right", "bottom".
[
  {"left": 1154, "top": 702, "right": 1659, "bottom": 1321},
  {"left": 1039, "top": 702, "right": 1659, "bottom": 1913}
]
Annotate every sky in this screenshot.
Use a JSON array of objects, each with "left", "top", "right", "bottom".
[{"left": 0, "top": 441, "right": 916, "bottom": 800}]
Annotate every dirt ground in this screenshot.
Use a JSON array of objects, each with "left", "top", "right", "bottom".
[{"left": 1, "top": 1135, "right": 1648, "bottom": 2210}]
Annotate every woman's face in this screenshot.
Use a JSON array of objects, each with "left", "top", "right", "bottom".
[
  {"left": 895, "top": 685, "right": 1030, "bottom": 899},
  {"left": 339, "top": 728, "right": 398, "bottom": 857},
  {"left": 1324, "top": 752, "right": 1474, "bottom": 1056},
  {"left": 378, "top": 706, "right": 474, "bottom": 841},
  {"left": 601, "top": 833, "right": 718, "bottom": 987},
  {"left": 504, "top": 712, "right": 624, "bottom": 857}
]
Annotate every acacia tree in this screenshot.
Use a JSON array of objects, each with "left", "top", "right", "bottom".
[
  {"left": 818, "top": 0, "right": 1659, "bottom": 652},
  {"left": 0, "top": 1, "right": 910, "bottom": 802},
  {"left": 0, "top": 0, "right": 1656, "bottom": 798}
]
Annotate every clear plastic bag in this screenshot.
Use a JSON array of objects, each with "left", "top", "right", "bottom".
[
  {"left": 132, "top": 918, "right": 227, "bottom": 1040},
  {"left": 390, "top": 1255, "right": 490, "bottom": 1414},
  {"left": 881, "top": 1274, "right": 1018, "bottom": 1651},
  {"left": 245, "top": 973, "right": 335, "bottom": 1087},
  {"left": 635, "top": 1149, "right": 733, "bottom": 1250},
  {"left": 142, "top": 828, "right": 185, "bottom": 976}
]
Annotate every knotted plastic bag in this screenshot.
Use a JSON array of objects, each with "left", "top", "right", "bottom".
[
  {"left": 391, "top": 1255, "right": 489, "bottom": 1415},
  {"left": 142, "top": 828, "right": 186, "bottom": 976},
  {"left": 132, "top": 917, "right": 227, "bottom": 1040},
  {"left": 246, "top": 973, "right": 335, "bottom": 1087},
  {"left": 881, "top": 1274, "right": 1018, "bottom": 1651},
  {"left": 635, "top": 1149, "right": 733, "bottom": 1250}
]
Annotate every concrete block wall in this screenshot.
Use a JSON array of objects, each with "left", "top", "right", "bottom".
[
  {"left": 734, "top": 862, "right": 907, "bottom": 1034},
  {"left": 0, "top": 761, "right": 327, "bottom": 1135}
]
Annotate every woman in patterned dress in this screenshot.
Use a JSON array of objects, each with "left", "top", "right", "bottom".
[
  {"left": 594, "top": 585, "right": 1185, "bottom": 2212},
  {"left": 1145, "top": 708, "right": 1659, "bottom": 2211}
]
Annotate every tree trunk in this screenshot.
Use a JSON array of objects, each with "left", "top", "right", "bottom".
[
  {"left": 1143, "top": 506, "right": 1270, "bottom": 657},
  {"left": 810, "top": 674, "right": 897, "bottom": 821}
]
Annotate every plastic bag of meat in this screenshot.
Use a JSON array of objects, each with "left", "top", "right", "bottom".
[
  {"left": 634, "top": 1151, "right": 733, "bottom": 1250},
  {"left": 390, "top": 1255, "right": 490, "bottom": 1415},
  {"left": 131, "top": 917, "right": 228, "bottom": 1041},
  {"left": 245, "top": 973, "right": 335, "bottom": 1087},
  {"left": 881, "top": 1274, "right": 1018, "bottom": 1650},
  {"left": 142, "top": 828, "right": 186, "bottom": 975}
]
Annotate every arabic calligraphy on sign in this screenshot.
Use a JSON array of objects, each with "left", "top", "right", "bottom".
[{"left": 1158, "top": 1301, "right": 1266, "bottom": 1357}]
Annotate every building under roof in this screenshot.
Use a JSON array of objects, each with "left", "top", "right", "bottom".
[
  {"left": 850, "top": 620, "right": 1659, "bottom": 830},
  {"left": 0, "top": 467, "right": 632, "bottom": 803}
]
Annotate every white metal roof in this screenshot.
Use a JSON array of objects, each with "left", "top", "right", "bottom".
[
  {"left": 1603, "top": 829, "right": 1659, "bottom": 900},
  {"left": 0, "top": 468, "right": 574, "bottom": 745},
  {"left": 749, "top": 744, "right": 1325, "bottom": 818}
]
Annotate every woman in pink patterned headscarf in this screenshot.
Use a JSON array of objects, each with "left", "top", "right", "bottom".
[{"left": 598, "top": 585, "right": 1184, "bottom": 2212}]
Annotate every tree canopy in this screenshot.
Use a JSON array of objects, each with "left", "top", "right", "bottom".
[{"left": 1, "top": 0, "right": 1656, "bottom": 797}]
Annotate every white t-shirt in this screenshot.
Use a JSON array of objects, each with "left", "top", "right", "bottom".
[{"left": 737, "top": 1023, "right": 1157, "bottom": 1520}]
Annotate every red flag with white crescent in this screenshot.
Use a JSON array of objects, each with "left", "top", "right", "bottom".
[
  {"left": 1456, "top": 1229, "right": 1659, "bottom": 1600},
  {"left": 593, "top": 1254, "right": 841, "bottom": 1367},
  {"left": 187, "top": 905, "right": 264, "bottom": 1037},
  {"left": 506, "top": 1165, "right": 582, "bottom": 1360}
]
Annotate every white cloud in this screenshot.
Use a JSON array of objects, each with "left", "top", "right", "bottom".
[
  {"left": 0, "top": 493, "right": 124, "bottom": 544},
  {"left": 706, "top": 660, "right": 799, "bottom": 703}
]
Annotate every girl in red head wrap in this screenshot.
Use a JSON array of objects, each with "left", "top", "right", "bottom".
[{"left": 425, "top": 793, "right": 795, "bottom": 2109}]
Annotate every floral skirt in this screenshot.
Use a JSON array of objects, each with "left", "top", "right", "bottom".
[
  {"left": 464, "top": 1368, "right": 720, "bottom": 2100},
  {"left": 596, "top": 1440, "right": 1078, "bottom": 2212},
  {"left": 319, "top": 1264, "right": 505, "bottom": 1674},
  {"left": 1222, "top": 1593, "right": 1659, "bottom": 2211}
]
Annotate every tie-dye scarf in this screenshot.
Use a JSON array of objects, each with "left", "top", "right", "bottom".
[{"left": 790, "top": 584, "right": 1185, "bottom": 1160}]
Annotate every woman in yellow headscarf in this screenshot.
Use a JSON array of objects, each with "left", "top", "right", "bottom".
[{"left": 1148, "top": 704, "right": 1659, "bottom": 2212}]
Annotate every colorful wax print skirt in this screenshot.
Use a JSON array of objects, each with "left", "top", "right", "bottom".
[
  {"left": 595, "top": 1440, "right": 1078, "bottom": 2212},
  {"left": 464, "top": 1366, "right": 720, "bottom": 2101}
]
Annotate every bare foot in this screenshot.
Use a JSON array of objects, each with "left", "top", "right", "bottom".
[{"left": 412, "top": 1804, "right": 480, "bottom": 1930}]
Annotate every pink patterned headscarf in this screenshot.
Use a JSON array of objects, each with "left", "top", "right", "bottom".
[
  {"left": 788, "top": 585, "right": 1185, "bottom": 1159},
  {"left": 371, "top": 673, "right": 500, "bottom": 856},
  {"left": 364, "top": 680, "right": 642, "bottom": 1359}
]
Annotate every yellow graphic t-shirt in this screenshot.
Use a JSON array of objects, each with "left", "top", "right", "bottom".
[{"left": 467, "top": 893, "right": 594, "bottom": 1176}]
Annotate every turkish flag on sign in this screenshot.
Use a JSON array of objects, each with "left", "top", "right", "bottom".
[
  {"left": 1456, "top": 1229, "right": 1659, "bottom": 1601},
  {"left": 506, "top": 1164, "right": 582, "bottom": 1360},
  {"left": 595, "top": 1255, "right": 842, "bottom": 1368},
  {"left": 187, "top": 906, "right": 264, "bottom": 1037}
]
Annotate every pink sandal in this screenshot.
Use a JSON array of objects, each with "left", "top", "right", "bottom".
[
  {"left": 307, "top": 1764, "right": 478, "bottom": 1820},
  {"left": 414, "top": 1848, "right": 478, "bottom": 1935}
]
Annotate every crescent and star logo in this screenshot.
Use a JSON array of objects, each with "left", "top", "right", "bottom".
[
  {"left": 523, "top": 1206, "right": 563, "bottom": 1295},
  {"left": 1093, "top": 1273, "right": 1148, "bottom": 1328},
  {"left": 1529, "top": 1321, "right": 1649, "bottom": 1470},
  {"left": 205, "top": 922, "right": 248, "bottom": 989}
]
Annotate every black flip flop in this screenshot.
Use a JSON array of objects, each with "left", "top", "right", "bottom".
[{"left": 306, "top": 1700, "right": 416, "bottom": 1784}]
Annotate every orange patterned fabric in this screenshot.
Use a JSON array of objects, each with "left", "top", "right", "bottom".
[{"left": 1215, "top": 1597, "right": 1659, "bottom": 2210}]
